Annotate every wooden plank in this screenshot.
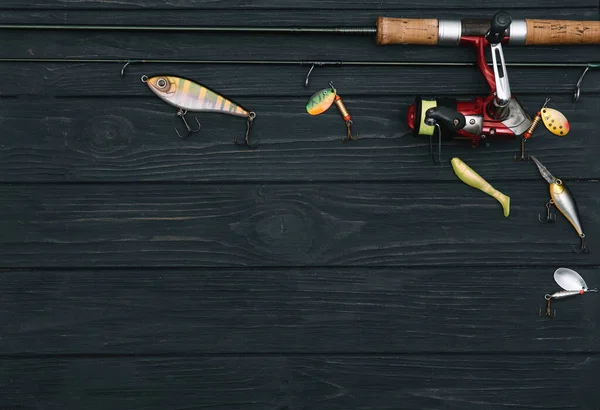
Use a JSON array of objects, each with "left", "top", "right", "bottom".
[
  {"left": 2, "top": 24, "right": 598, "bottom": 64},
  {"left": 0, "top": 0, "right": 594, "bottom": 10},
  {"left": 1, "top": 267, "right": 598, "bottom": 355},
  {"left": 0, "top": 94, "right": 598, "bottom": 182},
  {"left": 0, "top": 8, "right": 596, "bottom": 27},
  {"left": 1, "top": 356, "right": 599, "bottom": 410},
  {"left": 1, "top": 64, "right": 596, "bottom": 97},
  {"left": 1, "top": 181, "right": 599, "bottom": 268}
]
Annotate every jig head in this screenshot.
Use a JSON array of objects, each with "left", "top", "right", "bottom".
[
  {"left": 305, "top": 81, "right": 358, "bottom": 142},
  {"left": 539, "top": 267, "right": 597, "bottom": 318},
  {"left": 142, "top": 75, "right": 258, "bottom": 148},
  {"left": 530, "top": 156, "right": 588, "bottom": 254}
]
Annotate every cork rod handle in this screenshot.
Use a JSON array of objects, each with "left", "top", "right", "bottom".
[
  {"left": 525, "top": 19, "right": 600, "bottom": 45},
  {"left": 376, "top": 17, "right": 439, "bottom": 45}
]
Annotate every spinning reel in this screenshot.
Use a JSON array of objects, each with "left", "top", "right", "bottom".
[{"left": 407, "top": 11, "right": 533, "bottom": 164}]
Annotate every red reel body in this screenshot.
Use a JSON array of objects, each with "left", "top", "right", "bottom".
[{"left": 407, "top": 29, "right": 532, "bottom": 151}]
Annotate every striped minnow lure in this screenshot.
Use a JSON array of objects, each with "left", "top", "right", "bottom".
[
  {"left": 142, "top": 75, "right": 258, "bottom": 148},
  {"left": 530, "top": 155, "right": 588, "bottom": 254},
  {"left": 305, "top": 81, "right": 358, "bottom": 142},
  {"left": 539, "top": 267, "right": 597, "bottom": 318}
]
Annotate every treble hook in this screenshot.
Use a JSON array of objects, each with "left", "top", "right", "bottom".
[
  {"left": 572, "top": 234, "right": 590, "bottom": 254},
  {"left": 513, "top": 138, "right": 530, "bottom": 162},
  {"left": 538, "top": 295, "right": 556, "bottom": 318},
  {"left": 538, "top": 199, "right": 556, "bottom": 224},
  {"left": 234, "top": 112, "right": 259, "bottom": 149},
  {"left": 175, "top": 108, "right": 202, "bottom": 139}
]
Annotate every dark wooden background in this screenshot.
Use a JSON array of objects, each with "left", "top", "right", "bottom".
[{"left": 1, "top": 1, "right": 600, "bottom": 409}]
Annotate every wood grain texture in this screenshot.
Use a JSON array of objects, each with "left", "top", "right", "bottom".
[
  {"left": 1, "top": 64, "right": 596, "bottom": 97},
  {"left": 2, "top": 27, "right": 598, "bottom": 64},
  {"left": 1, "top": 356, "right": 599, "bottom": 410},
  {"left": 0, "top": 0, "right": 595, "bottom": 9},
  {"left": 0, "top": 95, "right": 598, "bottom": 182},
  {"left": 1, "top": 268, "right": 599, "bottom": 355},
  {"left": 1, "top": 182, "right": 600, "bottom": 268},
  {"left": 526, "top": 19, "right": 600, "bottom": 45}
]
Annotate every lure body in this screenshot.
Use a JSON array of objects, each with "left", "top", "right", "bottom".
[
  {"left": 450, "top": 157, "right": 510, "bottom": 217},
  {"left": 306, "top": 86, "right": 336, "bottom": 115},
  {"left": 549, "top": 179, "right": 584, "bottom": 236},
  {"left": 144, "top": 75, "right": 250, "bottom": 118}
]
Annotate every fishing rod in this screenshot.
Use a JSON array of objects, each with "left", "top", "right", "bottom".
[
  {"left": 4, "top": 11, "right": 599, "bottom": 162},
  {"left": 0, "top": 57, "right": 596, "bottom": 98},
  {"left": 1, "top": 15, "right": 599, "bottom": 44}
]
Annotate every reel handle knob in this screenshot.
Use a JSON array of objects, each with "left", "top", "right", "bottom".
[
  {"left": 486, "top": 11, "right": 512, "bottom": 44},
  {"left": 425, "top": 106, "right": 466, "bottom": 132}
]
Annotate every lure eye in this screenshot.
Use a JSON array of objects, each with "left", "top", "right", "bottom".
[{"left": 157, "top": 78, "right": 167, "bottom": 89}]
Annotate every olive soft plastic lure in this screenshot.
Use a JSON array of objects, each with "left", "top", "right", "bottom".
[
  {"left": 451, "top": 157, "right": 510, "bottom": 217},
  {"left": 142, "top": 75, "right": 258, "bottom": 148}
]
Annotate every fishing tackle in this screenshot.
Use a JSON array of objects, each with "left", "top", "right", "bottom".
[
  {"left": 409, "top": 12, "right": 533, "bottom": 164},
  {"left": 538, "top": 267, "right": 597, "bottom": 318},
  {"left": 141, "top": 74, "right": 258, "bottom": 148},
  {"left": 305, "top": 81, "right": 358, "bottom": 142},
  {"left": 530, "top": 155, "right": 588, "bottom": 254},
  {"left": 450, "top": 157, "right": 510, "bottom": 217},
  {"left": 513, "top": 98, "right": 570, "bottom": 161},
  {"left": 573, "top": 63, "right": 600, "bottom": 102}
]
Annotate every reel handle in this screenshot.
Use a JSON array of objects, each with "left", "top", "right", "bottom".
[
  {"left": 486, "top": 12, "right": 512, "bottom": 44},
  {"left": 425, "top": 106, "right": 466, "bottom": 132}
]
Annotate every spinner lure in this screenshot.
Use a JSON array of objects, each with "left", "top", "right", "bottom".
[
  {"left": 142, "top": 75, "right": 258, "bottom": 148},
  {"left": 515, "top": 97, "right": 570, "bottom": 161},
  {"left": 306, "top": 81, "right": 358, "bottom": 142},
  {"left": 539, "top": 267, "right": 597, "bottom": 318}
]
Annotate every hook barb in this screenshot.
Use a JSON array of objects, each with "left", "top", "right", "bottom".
[
  {"left": 538, "top": 200, "right": 556, "bottom": 224},
  {"left": 572, "top": 234, "right": 589, "bottom": 254},
  {"left": 174, "top": 109, "right": 201, "bottom": 139}
]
